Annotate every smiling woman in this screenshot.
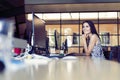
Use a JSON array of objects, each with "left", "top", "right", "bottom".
[{"left": 81, "top": 20, "right": 104, "bottom": 58}]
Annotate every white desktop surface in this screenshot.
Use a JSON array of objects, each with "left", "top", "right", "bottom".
[{"left": 0, "top": 56, "right": 120, "bottom": 80}]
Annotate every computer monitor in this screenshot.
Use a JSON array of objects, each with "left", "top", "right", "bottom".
[
  {"left": 25, "top": 13, "right": 46, "bottom": 48},
  {"left": 54, "top": 30, "right": 60, "bottom": 49}
]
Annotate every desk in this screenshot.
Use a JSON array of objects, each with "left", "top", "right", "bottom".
[{"left": 0, "top": 56, "right": 120, "bottom": 80}]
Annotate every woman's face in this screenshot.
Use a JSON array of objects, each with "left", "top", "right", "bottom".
[{"left": 82, "top": 22, "right": 91, "bottom": 34}]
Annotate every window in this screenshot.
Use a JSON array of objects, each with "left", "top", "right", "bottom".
[{"left": 34, "top": 12, "right": 120, "bottom": 54}]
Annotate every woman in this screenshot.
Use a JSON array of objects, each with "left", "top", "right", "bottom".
[{"left": 81, "top": 20, "right": 104, "bottom": 58}]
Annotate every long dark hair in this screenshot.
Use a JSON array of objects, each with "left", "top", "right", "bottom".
[{"left": 82, "top": 20, "right": 99, "bottom": 38}]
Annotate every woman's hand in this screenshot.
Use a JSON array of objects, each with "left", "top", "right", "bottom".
[{"left": 81, "top": 34, "right": 88, "bottom": 40}]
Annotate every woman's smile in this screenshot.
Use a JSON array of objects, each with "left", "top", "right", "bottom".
[{"left": 83, "top": 22, "right": 91, "bottom": 34}]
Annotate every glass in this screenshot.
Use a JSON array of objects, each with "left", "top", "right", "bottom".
[
  {"left": 48, "top": 35, "right": 55, "bottom": 47},
  {"left": 43, "top": 13, "right": 60, "bottom": 20},
  {"left": 99, "top": 12, "right": 117, "bottom": 19},
  {"left": 99, "top": 12, "right": 118, "bottom": 46},
  {"left": 61, "top": 36, "right": 73, "bottom": 47},
  {"left": 80, "top": 12, "right": 98, "bottom": 20},
  {"left": 99, "top": 24, "right": 117, "bottom": 34},
  {"left": 46, "top": 25, "right": 60, "bottom": 35},
  {"left": 99, "top": 24, "right": 117, "bottom": 46},
  {"left": 67, "top": 47, "right": 79, "bottom": 53},
  {"left": 61, "top": 24, "right": 79, "bottom": 35},
  {"left": 61, "top": 13, "right": 72, "bottom": 20},
  {"left": 110, "top": 36, "right": 118, "bottom": 46},
  {"left": 61, "top": 12, "right": 79, "bottom": 35},
  {"left": 61, "top": 12, "right": 79, "bottom": 51}
]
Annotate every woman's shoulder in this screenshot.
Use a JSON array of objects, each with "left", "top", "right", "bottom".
[
  {"left": 91, "top": 34, "right": 99, "bottom": 39},
  {"left": 90, "top": 34, "right": 99, "bottom": 42}
]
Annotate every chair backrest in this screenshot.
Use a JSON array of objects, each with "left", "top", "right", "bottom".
[
  {"left": 117, "top": 46, "right": 120, "bottom": 62},
  {"left": 111, "top": 46, "right": 118, "bottom": 59},
  {"left": 102, "top": 46, "right": 109, "bottom": 59}
]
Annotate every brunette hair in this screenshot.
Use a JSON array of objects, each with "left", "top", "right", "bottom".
[{"left": 82, "top": 20, "right": 99, "bottom": 38}]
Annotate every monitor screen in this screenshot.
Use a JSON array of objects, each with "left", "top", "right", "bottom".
[
  {"left": 54, "top": 30, "right": 60, "bottom": 49},
  {"left": 25, "top": 13, "right": 46, "bottom": 48}
]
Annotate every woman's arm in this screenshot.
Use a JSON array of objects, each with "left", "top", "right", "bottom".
[
  {"left": 81, "top": 34, "right": 89, "bottom": 55},
  {"left": 82, "top": 34, "right": 98, "bottom": 56}
]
